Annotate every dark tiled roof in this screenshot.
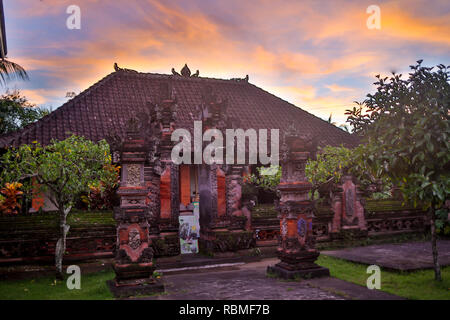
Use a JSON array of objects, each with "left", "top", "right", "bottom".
[{"left": 0, "top": 69, "right": 359, "bottom": 148}]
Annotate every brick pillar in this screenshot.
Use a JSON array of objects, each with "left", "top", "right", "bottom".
[
  {"left": 107, "top": 120, "right": 164, "bottom": 298},
  {"left": 267, "top": 130, "right": 329, "bottom": 279}
]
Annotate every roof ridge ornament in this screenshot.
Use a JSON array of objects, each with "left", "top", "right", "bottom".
[
  {"left": 230, "top": 74, "right": 249, "bottom": 82},
  {"left": 113, "top": 62, "right": 137, "bottom": 73},
  {"left": 181, "top": 64, "right": 191, "bottom": 77},
  {"left": 172, "top": 64, "right": 199, "bottom": 77}
]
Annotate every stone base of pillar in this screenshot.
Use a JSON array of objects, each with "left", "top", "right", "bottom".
[
  {"left": 107, "top": 277, "right": 164, "bottom": 298},
  {"left": 267, "top": 263, "right": 329, "bottom": 280},
  {"left": 107, "top": 261, "right": 165, "bottom": 298},
  {"left": 112, "top": 262, "right": 155, "bottom": 281},
  {"left": 267, "top": 250, "right": 330, "bottom": 279}
]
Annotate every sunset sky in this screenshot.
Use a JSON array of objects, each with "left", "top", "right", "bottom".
[{"left": 3, "top": 0, "right": 450, "bottom": 126}]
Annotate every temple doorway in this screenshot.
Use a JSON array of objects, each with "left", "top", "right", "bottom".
[{"left": 179, "top": 165, "right": 200, "bottom": 254}]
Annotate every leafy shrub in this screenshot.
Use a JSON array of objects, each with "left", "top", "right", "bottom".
[
  {"left": 243, "top": 165, "right": 281, "bottom": 204},
  {"left": 79, "top": 164, "right": 120, "bottom": 210},
  {"left": 306, "top": 145, "right": 391, "bottom": 200},
  {"left": 0, "top": 182, "right": 23, "bottom": 214}
]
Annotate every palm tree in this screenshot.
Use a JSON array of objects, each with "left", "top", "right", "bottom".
[
  {"left": 0, "top": 0, "right": 28, "bottom": 85},
  {"left": 0, "top": 58, "right": 28, "bottom": 86}
]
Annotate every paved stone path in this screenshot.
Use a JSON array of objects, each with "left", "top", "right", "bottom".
[
  {"left": 143, "top": 258, "right": 401, "bottom": 300},
  {"left": 323, "top": 240, "right": 450, "bottom": 271}
]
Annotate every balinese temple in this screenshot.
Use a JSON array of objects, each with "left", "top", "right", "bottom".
[{"left": 0, "top": 64, "right": 359, "bottom": 256}]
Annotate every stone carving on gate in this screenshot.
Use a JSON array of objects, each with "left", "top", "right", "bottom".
[
  {"left": 107, "top": 116, "right": 164, "bottom": 298},
  {"left": 297, "top": 218, "right": 306, "bottom": 238},
  {"left": 281, "top": 219, "right": 287, "bottom": 239},
  {"left": 330, "top": 175, "right": 367, "bottom": 237},
  {"left": 127, "top": 164, "right": 141, "bottom": 186},
  {"left": 345, "top": 188, "right": 355, "bottom": 217},
  {"left": 128, "top": 228, "right": 141, "bottom": 250}
]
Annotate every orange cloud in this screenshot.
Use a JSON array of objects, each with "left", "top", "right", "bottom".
[
  {"left": 382, "top": 5, "right": 450, "bottom": 45},
  {"left": 261, "top": 84, "right": 357, "bottom": 124},
  {"left": 306, "top": 1, "right": 450, "bottom": 46},
  {"left": 20, "top": 89, "right": 47, "bottom": 105}
]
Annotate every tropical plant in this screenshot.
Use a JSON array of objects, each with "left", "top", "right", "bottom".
[
  {"left": 327, "top": 113, "right": 353, "bottom": 132},
  {"left": 0, "top": 59, "right": 28, "bottom": 86},
  {"left": 0, "top": 182, "right": 23, "bottom": 214},
  {"left": 306, "top": 146, "right": 353, "bottom": 192},
  {"left": 80, "top": 164, "right": 120, "bottom": 210},
  {"left": 246, "top": 165, "right": 281, "bottom": 192},
  {"left": 305, "top": 145, "right": 392, "bottom": 200},
  {"left": 1, "top": 135, "right": 117, "bottom": 278},
  {"left": 346, "top": 60, "right": 450, "bottom": 281},
  {"left": 0, "top": 90, "right": 50, "bottom": 134},
  {"left": 327, "top": 113, "right": 337, "bottom": 126}
]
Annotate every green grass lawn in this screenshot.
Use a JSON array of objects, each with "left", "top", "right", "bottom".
[
  {"left": 317, "top": 255, "right": 450, "bottom": 300},
  {"left": 0, "top": 269, "right": 115, "bottom": 300}
]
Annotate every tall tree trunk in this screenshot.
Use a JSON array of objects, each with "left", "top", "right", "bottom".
[
  {"left": 55, "top": 205, "right": 70, "bottom": 280},
  {"left": 430, "top": 204, "right": 442, "bottom": 281}
]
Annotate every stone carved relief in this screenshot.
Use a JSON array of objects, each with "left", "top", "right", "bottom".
[
  {"left": 367, "top": 217, "right": 425, "bottom": 233},
  {"left": 281, "top": 219, "right": 288, "bottom": 238},
  {"left": 226, "top": 174, "right": 242, "bottom": 216},
  {"left": 127, "top": 164, "right": 141, "bottom": 186},
  {"left": 127, "top": 199, "right": 143, "bottom": 205},
  {"left": 128, "top": 228, "right": 141, "bottom": 250},
  {"left": 297, "top": 218, "right": 307, "bottom": 238},
  {"left": 255, "top": 229, "right": 280, "bottom": 241},
  {"left": 345, "top": 188, "right": 355, "bottom": 217}
]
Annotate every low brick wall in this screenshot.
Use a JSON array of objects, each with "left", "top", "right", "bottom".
[
  {"left": 0, "top": 200, "right": 430, "bottom": 265},
  {"left": 0, "top": 212, "right": 183, "bottom": 265},
  {"left": 251, "top": 200, "right": 428, "bottom": 247},
  {"left": 0, "top": 212, "right": 117, "bottom": 264}
]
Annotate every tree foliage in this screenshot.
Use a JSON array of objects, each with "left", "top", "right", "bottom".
[
  {"left": 306, "top": 145, "right": 353, "bottom": 188},
  {"left": 245, "top": 146, "right": 391, "bottom": 202},
  {"left": 346, "top": 60, "right": 450, "bottom": 281},
  {"left": 0, "top": 135, "right": 117, "bottom": 277},
  {"left": 0, "top": 90, "right": 49, "bottom": 134},
  {"left": 246, "top": 165, "right": 281, "bottom": 192},
  {"left": 305, "top": 145, "right": 391, "bottom": 200}
]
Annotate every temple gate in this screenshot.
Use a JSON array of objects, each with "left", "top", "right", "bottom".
[{"left": 267, "top": 125, "right": 330, "bottom": 279}]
